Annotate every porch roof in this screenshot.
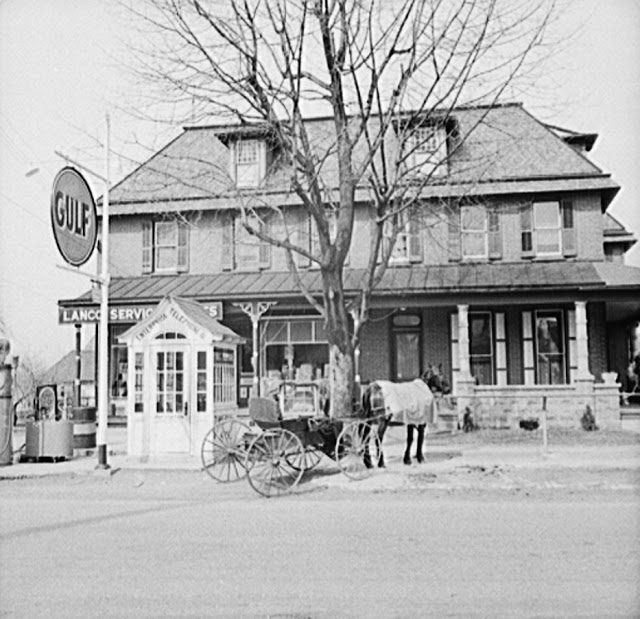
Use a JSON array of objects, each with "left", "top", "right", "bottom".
[{"left": 61, "top": 262, "right": 640, "bottom": 307}]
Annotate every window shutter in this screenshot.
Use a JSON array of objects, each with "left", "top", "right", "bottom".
[
  {"left": 258, "top": 217, "right": 271, "bottom": 269},
  {"left": 495, "top": 312, "right": 507, "bottom": 385},
  {"left": 521, "top": 311, "right": 535, "bottom": 385},
  {"left": 448, "top": 209, "right": 461, "bottom": 262},
  {"left": 177, "top": 222, "right": 189, "bottom": 272},
  {"left": 488, "top": 207, "right": 502, "bottom": 260},
  {"left": 408, "top": 218, "right": 423, "bottom": 263},
  {"left": 221, "top": 212, "right": 235, "bottom": 271},
  {"left": 228, "top": 141, "right": 236, "bottom": 183},
  {"left": 142, "top": 221, "right": 153, "bottom": 274},
  {"left": 296, "top": 213, "right": 310, "bottom": 268},
  {"left": 561, "top": 200, "right": 577, "bottom": 257},
  {"left": 568, "top": 308, "right": 577, "bottom": 383},
  {"left": 450, "top": 312, "right": 460, "bottom": 393},
  {"left": 520, "top": 205, "right": 534, "bottom": 258}
]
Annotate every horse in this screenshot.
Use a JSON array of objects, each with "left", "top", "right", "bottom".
[{"left": 361, "top": 364, "right": 451, "bottom": 467}]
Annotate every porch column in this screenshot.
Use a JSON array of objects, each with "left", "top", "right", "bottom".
[
  {"left": 455, "top": 304, "right": 476, "bottom": 429},
  {"left": 574, "top": 301, "right": 594, "bottom": 382},
  {"left": 457, "top": 304, "right": 472, "bottom": 380},
  {"left": 234, "top": 301, "right": 277, "bottom": 397}
]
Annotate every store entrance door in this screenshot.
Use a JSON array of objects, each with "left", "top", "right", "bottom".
[{"left": 150, "top": 346, "right": 191, "bottom": 453}]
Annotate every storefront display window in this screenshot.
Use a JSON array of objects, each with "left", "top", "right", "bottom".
[
  {"left": 111, "top": 326, "right": 129, "bottom": 398},
  {"left": 262, "top": 318, "right": 328, "bottom": 380}
]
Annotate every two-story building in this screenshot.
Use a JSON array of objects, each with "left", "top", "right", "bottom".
[{"left": 59, "top": 102, "right": 640, "bottom": 457}]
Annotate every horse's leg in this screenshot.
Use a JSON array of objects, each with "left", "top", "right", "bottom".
[
  {"left": 415, "top": 423, "right": 426, "bottom": 463},
  {"left": 375, "top": 418, "right": 387, "bottom": 468},
  {"left": 361, "top": 422, "right": 373, "bottom": 469},
  {"left": 404, "top": 424, "right": 414, "bottom": 465}
]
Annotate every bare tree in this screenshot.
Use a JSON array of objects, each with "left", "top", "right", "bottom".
[{"left": 122, "top": 0, "right": 556, "bottom": 414}]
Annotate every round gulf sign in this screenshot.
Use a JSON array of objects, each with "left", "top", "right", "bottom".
[{"left": 51, "top": 167, "right": 97, "bottom": 266}]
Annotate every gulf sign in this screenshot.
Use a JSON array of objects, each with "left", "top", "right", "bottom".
[{"left": 51, "top": 167, "right": 97, "bottom": 266}]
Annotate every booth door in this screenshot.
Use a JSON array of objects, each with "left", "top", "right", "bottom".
[{"left": 151, "top": 346, "right": 192, "bottom": 453}]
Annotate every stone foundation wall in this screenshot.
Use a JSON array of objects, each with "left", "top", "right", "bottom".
[{"left": 456, "top": 380, "right": 621, "bottom": 430}]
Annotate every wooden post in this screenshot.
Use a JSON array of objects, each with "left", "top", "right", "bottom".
[
  {"left": 234, "top": 301, "right": 276, "bottom": 398},
  {"left": 541, "top": 395, "right": 548, "bottom": 454},
  {"left": 74, "top": 323, "right": 82, "bottom": 409}
]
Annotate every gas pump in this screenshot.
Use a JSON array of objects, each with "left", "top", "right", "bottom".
[{"left": 0, "top": 338, "right": 13, "bottom": 466}]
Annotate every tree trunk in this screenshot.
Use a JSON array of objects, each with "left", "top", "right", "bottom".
[{"left": 328, "top": 343, "right": 355, "bottom": 418}]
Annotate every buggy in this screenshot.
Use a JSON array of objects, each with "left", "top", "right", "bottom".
[{"left": 201, "top": 383, "right": 380, "bottom": 497}]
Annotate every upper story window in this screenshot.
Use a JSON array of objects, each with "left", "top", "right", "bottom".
[
  {"left": 384, "top": 210, "right": 422, "bottom": 264},
  {"left": 142, "top": 220, "right": 189, "bottom": 274},
  {"left": 230, "top": 139, "right": 266, "bottom": 188},
  {"left": 221, "top": 211, "right": 271, "bottom": 271},
  {"left": 405, "top": 125, "right": 448, "bottom": 177},
  {"left": 521, "top": 200, "right": 576, "bottom": 259},
  {"left": 461, "top": 205, "right": 487, "bottom": 259},
  {"left": 449, "top": 204, "right": 502, "bottom": 262}
]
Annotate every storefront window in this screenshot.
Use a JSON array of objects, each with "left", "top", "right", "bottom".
[
  {"left": 262, "top": 318, "right": 328, "bottom": 380},
  {"left": 111, "top": 327, "right": 128, "bottom": 398},
  {"left": 213, "top": 347, "right": 236, "bottom": 404}
]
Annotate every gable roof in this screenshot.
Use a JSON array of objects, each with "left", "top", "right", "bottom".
[
  {"left": 603, "top": 212, "right": 637, "bottom": 250},
  {"left": 107, "top": 103, "right": 618, "bottom": 214},
  {"left": 118, "top": 295, "right": 244, "bottom": 344}
]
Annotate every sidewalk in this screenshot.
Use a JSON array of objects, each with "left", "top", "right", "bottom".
[{"left": 2, "top": 424, "right": 639, "bottom": 482}]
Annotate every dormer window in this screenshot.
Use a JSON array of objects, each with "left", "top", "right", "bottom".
[
  {"left": 230, "top": 139, "right": 266, "bottom": 188},
  {"left": 405, "top": 124, "right": 448, "bottom": 177}
]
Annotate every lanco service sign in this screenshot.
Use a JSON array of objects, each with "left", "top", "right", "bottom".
[{"left": 51, "top": 167, "right": 98, "bottom": 267}]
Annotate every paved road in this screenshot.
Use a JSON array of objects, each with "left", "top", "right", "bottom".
[{"left": 1, "top": 471, "right": 638, "bottom": 618}]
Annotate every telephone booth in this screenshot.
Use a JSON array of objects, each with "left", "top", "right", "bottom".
[{"left": 118, "top": 296, "right": 244, "bottom": 457}]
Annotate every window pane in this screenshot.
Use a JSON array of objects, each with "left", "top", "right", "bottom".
[
  {"left": 461, "top": 206, "right": 486, "bottom": 231},
  {"left": 534, "top": 202, "right": 559, "bottom": 228},
  {"left": 462, "top": 233, "right": 486, "bottom": 257},
  {"left": 393, "top": 314, "right": 421, "bottom": 327},
  {"left": 197, "top": 351, "right": 206, "bottom": 370},
  {"left": 156, "top": 247, "right": 176, "bottom": 269},
  {"left": 290, "top": 320, "right": 313, "bottom": 342},
  {"left": 469, "top": 315, "right": 492, "bottom": 355},
  {"left": 264, "top": 321, "right": 288, "bottom": 343},
  {"left": 156, "top": 222, "right": 177, "bottom": 245},
  {"left": 536, "top": 316, "right": 563, "bottom": 354},
  {"left": 395, "top": 332, "right": 420, "bottom": 381},
  {"left": 536, "top": 229, "right": 560, "bottom": 254},
  {"left": 236, "top": 140, "right": 258, "bottom": 163}
]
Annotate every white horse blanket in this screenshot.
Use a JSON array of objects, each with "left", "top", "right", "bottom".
[{"left": 374, "top": 379, "right": 436, "bottom": 426}]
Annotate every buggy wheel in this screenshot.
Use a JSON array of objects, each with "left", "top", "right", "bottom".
[
  {"left": 286, "top": 445, "right": 323, "bottom": 471},
  {"left": 245, "top": 429, "right": 304, "bottom": 497},
  {"left": 336, "top": 420, "right": 381, "bottom": 480},
  {"left": 201, "top": 418, "right": 252, "bottom": 482}
]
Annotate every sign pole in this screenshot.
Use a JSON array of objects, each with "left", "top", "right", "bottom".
[{"left": 96, "top": 113, "right": 111, "bottom": 470}]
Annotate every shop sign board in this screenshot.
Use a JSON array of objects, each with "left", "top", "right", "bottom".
[
  {"left": 51, "top": 167, "right": 98, "bottom": 267},
  {"left": 58, "top": 302, "right": 223, "bottom": 324}
]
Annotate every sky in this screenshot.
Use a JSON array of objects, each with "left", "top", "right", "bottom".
[{"left": 1, "top": 0, "right": 639, "bottom": 369}]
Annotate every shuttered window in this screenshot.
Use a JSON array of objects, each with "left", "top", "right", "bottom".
[
  {"left": 141, "top": 220, "right": 189, "bottom": 274},
  {"left": 223, "top": 211, "right": 271, "bottom": 271},
  {"left": 521, "top": 200, "right": 577, "bottom": 258},
  {"left": 384, "top": 210, "right": 423, "bottom": 264}
]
